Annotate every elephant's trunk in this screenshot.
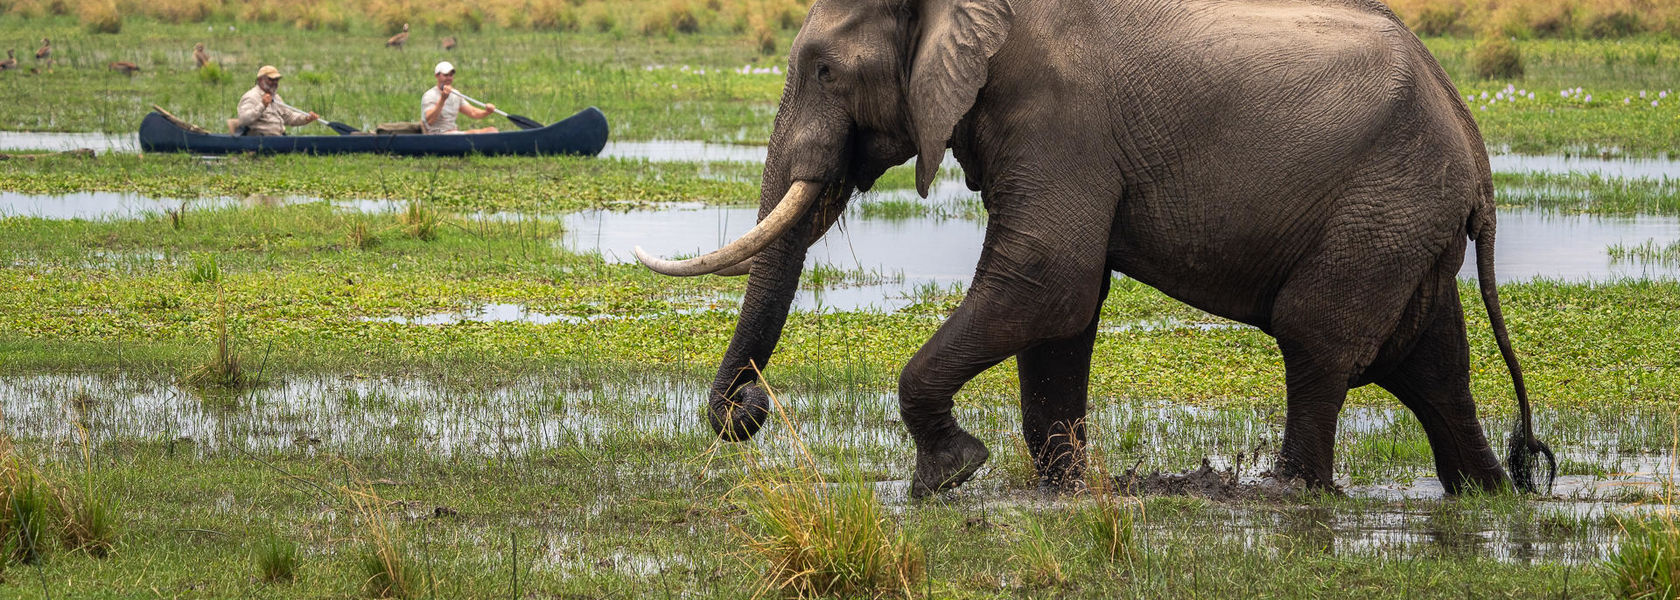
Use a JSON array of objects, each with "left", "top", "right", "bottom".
[{"left": 703, "top": 170, "right": 824, "bottom": 439}]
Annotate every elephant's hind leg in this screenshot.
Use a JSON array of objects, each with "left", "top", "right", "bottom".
[{"left": 1374, "top": 282, "right": 1509, "bottom": 494}]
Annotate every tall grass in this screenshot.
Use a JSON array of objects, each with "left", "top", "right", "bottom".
[
  {"left": 1610, "top": 515, "right": 1680, "bottom": 599},
  {"left": 732, "top": 377, "right": 924, "bottom": 598},
  {"left": 348, "top": 482, "right": 424, "bottom": 598},
  {"left": 1385, "top": 0, "right": 1680, "bottom": 39}
]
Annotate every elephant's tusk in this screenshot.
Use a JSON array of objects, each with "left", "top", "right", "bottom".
[
  {"left": 713, "top": 259, "right": 752, "bottom": 277},
  {"left": 635, "top": 180, "right": 821, "bottom": 277}
]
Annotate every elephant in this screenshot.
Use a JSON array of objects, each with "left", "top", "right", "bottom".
[{"left": 636, "top": 0, "right": 1556, "bottom": 497}]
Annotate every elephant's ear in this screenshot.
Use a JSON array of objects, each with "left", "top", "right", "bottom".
[{"left": 909, "top": 0, "right": 1011, "bottom": 197}]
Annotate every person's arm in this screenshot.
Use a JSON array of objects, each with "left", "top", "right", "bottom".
[
  {"left": 278, "top": 98, "right": 318, "bottom": 126},
  {"left": 461, "top": 102, "right": 495, "bottom": 119},
  {"left": 235, "top": 92, "right": 268, "bottom": 128},
  {"left": 423, "top": 88, "right": 447, "bottom": 125}
]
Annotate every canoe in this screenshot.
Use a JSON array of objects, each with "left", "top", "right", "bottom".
[{"left": 138, "top": 107, "right": 609, "bottom": 157}]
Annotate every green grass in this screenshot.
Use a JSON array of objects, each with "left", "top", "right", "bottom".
[
  {"left": 0, "top": 17, "right": 790, "bottom": 141},
  {"left": 3, "top": 19, "right": 1680, "bottom": 154},
  {"left": 1608, "top": 516, "right": 1680, "bottom": 600},
  {"left": 256, "top": 533, "right": 299, "bottom": 583}
]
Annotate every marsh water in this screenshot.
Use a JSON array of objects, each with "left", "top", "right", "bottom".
[
  {"left": 4, "top": 128, "right": 1680, "bottom": 179},
  {"left": 6, "top": 189, "right": 1679, "bottom": 313},
  {"left": 0, "top": 373, "right": 1670, "bottom": 564}
]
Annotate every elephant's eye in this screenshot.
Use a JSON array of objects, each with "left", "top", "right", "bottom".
[{"left": 816, "top": 63, "right": 834, "bottom": 84}]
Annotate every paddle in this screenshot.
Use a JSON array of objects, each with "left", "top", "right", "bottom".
[
  {"left": 271, "top": 98, "right": 360, "bottom": 135},
  {"left": 451, "top": 91, "right": 544, "bottom": 130}
]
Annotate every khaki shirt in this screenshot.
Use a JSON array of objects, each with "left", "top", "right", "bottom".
[
  {"left": 236, "top": 86, "right": 311, "bottom": 136},
  {"left": 420, "top": 86, "right": 466, "bottom": 134}
]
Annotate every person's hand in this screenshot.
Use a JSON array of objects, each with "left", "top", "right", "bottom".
[
  {"left": 262, "top": 93, "right": 273, "bottom": 106},
  {"left": 440, "top": 84, "right": 452, "bottom": 98},
  {"left": 483, "top": 103, "right": 495, "bottom": 113},
  {"left": 306, "top": 112, "right": 320, "bottom": 124}
]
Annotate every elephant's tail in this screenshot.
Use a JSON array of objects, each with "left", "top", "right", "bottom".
[{"left": 1472, "top": 223, "right": 1556, "bottom": 494}]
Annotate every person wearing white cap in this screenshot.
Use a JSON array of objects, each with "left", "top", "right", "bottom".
[
  {"left": 235, "top": 65, "right": 319, "bottom": 136},
  {"left": 421, "top": 61, "right": 498, "bottom": 134}
]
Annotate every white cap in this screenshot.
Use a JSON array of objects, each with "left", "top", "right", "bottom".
[{"left": 434, "top": 61, "right": 454, "bottom": 75}]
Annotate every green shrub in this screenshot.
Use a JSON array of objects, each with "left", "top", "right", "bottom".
[
  {"left": 1473, "top": 35, "right": 1524, "bottom": 79},
  {"left": 198, "top": 61, "right": 231, "bottom": 85}
]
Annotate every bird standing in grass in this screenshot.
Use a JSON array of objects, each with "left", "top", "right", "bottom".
[
  {"left": 34, "top": 38, "right": 50, "bottom": 61},
  {"left": 386, "top": 23, "right": 409, "bottom": 50},
  {"left": 194, "top": 43, "right": 210, "bottom": 68},
  {"left": 0, "top": 49, "right": 17, "bottom": 72},
  {"left": 110, "top": 61, "right": 141, "bottom": 76},
  {"left": 442, "top": 36, "right": 456, "bottom": 51}
]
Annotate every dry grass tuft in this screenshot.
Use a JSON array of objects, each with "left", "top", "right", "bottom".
[
  {"left": 78, "top": 0, "right": 122, "bottom": 33},
  {"left": 731, "top": 376, "right": 924, "bottom": 598}
]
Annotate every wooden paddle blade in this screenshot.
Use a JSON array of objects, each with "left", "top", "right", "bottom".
[
  {"left": 505, "top": 114, "right": 544, "bottom": 130},
  {"left": 325, "top": 121, "right": 360, "bottom": 135}
]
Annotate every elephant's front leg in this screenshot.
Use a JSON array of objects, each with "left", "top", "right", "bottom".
[
  {"left": 902, "top": 197, "right": 1115, "bottom": 498},
  {"left": 1018, "top": 275, "right": 1111, "bottom": 491}
]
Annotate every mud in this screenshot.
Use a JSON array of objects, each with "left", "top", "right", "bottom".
[{"left": 1117, "top": 457, "right": 1261, "bottom": 502}]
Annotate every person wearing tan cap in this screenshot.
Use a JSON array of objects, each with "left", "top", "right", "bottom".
[
  {"left": 421, "top": 61, "right": 497, "bottom": 134},
  {"left": 235, "top": 65, "right": 319, "bottom": 136}
]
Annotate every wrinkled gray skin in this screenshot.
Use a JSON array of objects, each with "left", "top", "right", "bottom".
[{"left": 682, "top": 0, "right": 1553, "bottom": 497}]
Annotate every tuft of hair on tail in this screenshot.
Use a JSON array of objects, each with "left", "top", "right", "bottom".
[{"left": 1473, "top": 213, "right": 1556, "bottom": 494}]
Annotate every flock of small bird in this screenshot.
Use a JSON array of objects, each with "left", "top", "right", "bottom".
[{"left": 1, "top": 27, "right": 456, "bottom": 77}]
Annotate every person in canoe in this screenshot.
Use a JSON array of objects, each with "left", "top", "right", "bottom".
[
  {"left": 421, "top": 61, "right": 498, "bottom": 134},
  {"left": 236, "top": 65, "right": 319, "bottom": 136}
]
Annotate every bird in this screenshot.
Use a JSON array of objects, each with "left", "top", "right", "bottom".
[
  {"left": 441, "top": 36, "right": 456, "bottom": 51},
  {"left": 193, "top": 42, "right": 209, "bottom": 68},
  {"left": 34, "top": 38, "right": 49, "bottom": 61},
  {"left": 0, "top": 49, "right": 17, "bottom": 72},
  {"left": 109, "top": 61, "right": 141, "bottom": 76},
  {"left": 386, "top": 23, "right": 409, "bottom": 50}
]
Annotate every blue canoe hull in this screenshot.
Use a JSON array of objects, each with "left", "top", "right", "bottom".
[{"left": 139, "top": 107, "right": 609, "bottom": 156}]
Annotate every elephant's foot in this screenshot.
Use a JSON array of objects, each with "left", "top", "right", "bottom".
[
  {"left": 910, "top": 429, "right": 989, "bottom": 499},
  {"left": 707, "top": 383, "right": 771, "bottom": 442}
]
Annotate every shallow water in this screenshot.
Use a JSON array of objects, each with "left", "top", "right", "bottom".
[
  {"left": 571, "top": 202, "right": 1680, "bottom": 311},
  {"left": 3, "top": 373, "right": 1668, "bottom": 565},
  {"left": 1489, "top": 152, "right": 1680, "bottom": 179},
  {"left": 5, "top": 127, "right": 1679, "bottom": 179}
]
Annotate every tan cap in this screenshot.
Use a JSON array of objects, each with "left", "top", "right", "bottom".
[{"left": 256, "top": 65, "right": 283, "bottom": 79}]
